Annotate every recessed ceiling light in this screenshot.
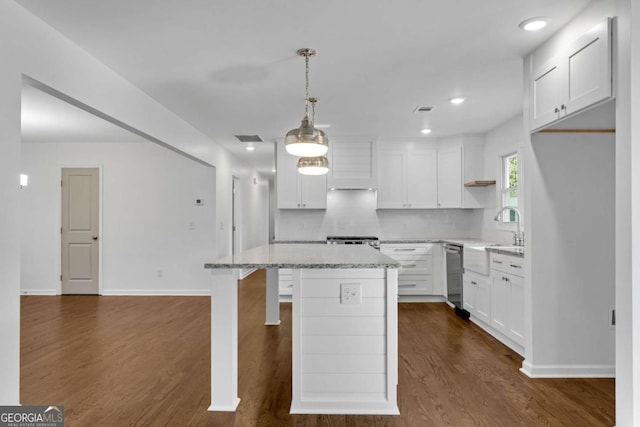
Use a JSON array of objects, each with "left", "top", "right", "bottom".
[
  {"left": 519, "top": 17, "right": 550, "bottom": 32},
  {"left": 449, "top": 97, "right": 466, "bottom": 105},
  {"left": 246, "top": 143, "right": 255, "bottom": 151},
  {"left": 421, "top": 128, "right": 432, "bottom": 135}
]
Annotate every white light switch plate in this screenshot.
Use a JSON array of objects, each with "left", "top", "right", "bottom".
[{"left": 340, "top": 283, "right": 362, "bottom": 305}]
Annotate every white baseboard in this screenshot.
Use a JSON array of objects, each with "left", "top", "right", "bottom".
[
  {"left": 239, "top": 268, "right": 257, "bottom": 280},
  {"left": 520, "top": 361, "right": 615, "bottom": 378},
  {"left": 21, "top": 289, "right": 59, "bottom": 295},
  {"left": 100, "top": 289, "right": 210, "bottom": 296},
  {"left": 398, "top": 295, "right": 447, "bottom": 303},
  {"left": 469, "top": 316, "right": 524, "bottom": 356}
]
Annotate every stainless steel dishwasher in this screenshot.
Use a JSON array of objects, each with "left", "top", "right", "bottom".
[{"left": 444, "top": 243, "right": 469, "bottom": 319}]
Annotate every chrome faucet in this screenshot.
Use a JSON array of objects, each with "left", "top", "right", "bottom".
[{"left": 494, "top": 206, "right": 524, "bottom": 246}]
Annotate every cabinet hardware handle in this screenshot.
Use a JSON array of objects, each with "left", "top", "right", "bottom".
[
  {"left": 509, "top": 264, "right": 522, "bottom": 269},
  {"left": 297, "top": 204, "right": 300, "bottom": 207},
  {"left": 303, "top": 204, "right": 306, "bottom": 207},
  {"left": 471, "top": 281, "right": 477, "bottom": 285},
  {"left": 493, "top": 260, "right": 503, "bottom": 264},
  {"left": 554, "top": 107, "right": 560, "bottom": 113},
  {"left": 561, "top": 104, "right": 566, "bottom": 110},
  {"left": 399, "top": 284, "right": 417, "bottom": 288},
  {"left": 502, "top": 276, "right": 510, "bottom": 282}
]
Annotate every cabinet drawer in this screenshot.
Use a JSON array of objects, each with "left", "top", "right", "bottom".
[
  {"left": 381, "top": 245, "right": 432, "bottom": 255},
  {"left": 490, "top": 253, "right": 524, "bottom": 277},
  {"left": 398, "top": 275, "right": 433, "bottom": 295},
  {"left": 397, "top": 259, "right": 431, "bottom": 274}
]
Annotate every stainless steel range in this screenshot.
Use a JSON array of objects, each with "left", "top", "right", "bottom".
[{"left": 326, "top": 236, "right": 380, "bottom": 250}]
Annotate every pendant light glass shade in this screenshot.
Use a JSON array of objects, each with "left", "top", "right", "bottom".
[
  {"left": 297, "top": 156, "right": 329, "bottom": 175},
  {"left": 285, "top": 48, "right": 329, "bottom": 160}
]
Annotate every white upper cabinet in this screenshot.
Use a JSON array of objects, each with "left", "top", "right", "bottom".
[
  {"left": 327, "top": 139, "right": 377, "bottom": 189},
  {"left": 436, "top": 145, "right": 462, "bottom": 208},
  {"left": 377, "top": 143, "right": 437, "bottom": 209},
  {"left": 377, "top": 138, "right": 485, "bottom": 209},
  {"left": 276, "top": 140, "right": 327, "bottom": 209},
  {"left": 530, "top": 18, "right": 612, "bottom": 131}
]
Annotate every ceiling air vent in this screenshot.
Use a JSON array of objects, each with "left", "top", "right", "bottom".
[
  {"left": 234, "top": 135, "right": 263, "bottom": 143},
  {"left": 413, "top": 106, "right": 434, "bottom": 113}
]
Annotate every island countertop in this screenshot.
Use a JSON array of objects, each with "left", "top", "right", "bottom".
[{"left": 205, "top": 243, "right": 400, "bottom": 269}]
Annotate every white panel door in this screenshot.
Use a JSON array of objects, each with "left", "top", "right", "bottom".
[
  {"left": 530, "top": 56, "right": 564, "bottom": 130},
  {"left": 277, "top": 142, "right": 300, "bottom": 208},
  {"left": 377, "top": 150, "right": 405, "bottom": 208},
  {"left": 62, "top": 168, "right": 99, "bottom": 295},
  {"left": 406, "top": 148, "right": 438, "bottom": 208},
  {"left": 436, "top": 146, "right": 462, "bottom": 208},
  {"left": 300, "top": 174, "right": 327, "bottom": 209},
  {"left": 565, "top": 19, "right": 611, "bottom": 115}
]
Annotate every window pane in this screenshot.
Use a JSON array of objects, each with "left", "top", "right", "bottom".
[{"left": 508, "top": 155, "right": 518, "bottom": 188}]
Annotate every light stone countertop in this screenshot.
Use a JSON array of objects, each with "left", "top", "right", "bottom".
[
  {"left": 205, "top": 244, "right": 401, "bottom": 269},
  {"left": 485, "top": 246, "right": 525, "bottom": 258}
]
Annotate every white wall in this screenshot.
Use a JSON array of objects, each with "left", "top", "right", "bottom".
[
  {"left": 614, "top": 0, "right": 640, "bottom": 424},
  {"left": 276, "top": 190, "right": 483, "bottom": 240},
  {"left": 480, "top": 114, "right": 525, "bottom": 244},
  {"left": 21, "top": 142, "right": 217, "bottom": 295},
  {"left": 0, "top": 1, "right": 266, "bottom": 403},
  {"left": 522, "top": 0, "right": 616, "bottom": 378}
]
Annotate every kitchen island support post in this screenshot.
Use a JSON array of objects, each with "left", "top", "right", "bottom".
[{"left": 208, "top": 269, "right": 240, "bottom": 411}]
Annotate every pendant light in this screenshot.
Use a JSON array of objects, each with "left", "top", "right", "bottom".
[
  {"left": 298, "top": 97, "right": 329, "bottom": 175},
  {"left": 285, "top": 48, "right": 329, "bottom": 157}
]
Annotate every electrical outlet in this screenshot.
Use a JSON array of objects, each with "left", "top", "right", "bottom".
[
  {"left": 340, "top": 283, "right": 362, "bottom": 305},
  {"left": 157, "top": 269, "right": 164, "bottom": 278}
]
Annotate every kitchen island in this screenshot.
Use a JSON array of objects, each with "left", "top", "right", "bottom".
[{"left": 205, "top": 244, "right": 400, "bottom": 415}]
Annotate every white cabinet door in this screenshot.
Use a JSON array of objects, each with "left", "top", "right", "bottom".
[
  {"left": 490, "top": 274, "right": 510, "bottom": 337},
  {"left": 277, "top": 146, "right": 301, "bottom": 208},
  {"left": 463, "top": 275, "right": 476, "bottom": 314},
  {"left": 529, "top": 18, "right": 611, "bottom": 131},
  {"left": 277, "top": 140, "right": 327, "bottom": 209},
  {"left": 475, "top": 275, "right": 491, "bottom": 324},
  {"left": 507, "top": 274, "right": 525, "bottom": 346},
  {"left": 406, "top": 148, "right": 438, "bottom": 208},
  {"left": 530, "top": 56, "right": 564, "bottom": 130},
  {"left": 437, "top": 146, "right": 462, "bottom": 208},
  {"left": 565, "top": 19, "right": 611, "bottom": 115},
  {"left": 300, "top": 174, "right": 327, "bottom": 209},
  {"left": 377, "top": 150, "right": 405, "bottom": 208}
]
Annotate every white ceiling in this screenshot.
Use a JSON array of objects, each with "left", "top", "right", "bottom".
[{"left": 16, "top": 0, "right": 591, "bottom": 174}]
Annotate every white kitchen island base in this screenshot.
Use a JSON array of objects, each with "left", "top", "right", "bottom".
[
  {"left": 205, "top": 244, "right": 400, "bottom": 415},
  {"left": 291, "top": 268, "right": 399, "bottom": 415}
]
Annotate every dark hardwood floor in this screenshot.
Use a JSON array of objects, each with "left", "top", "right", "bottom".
[{"left": 21, "top": 270, "right": 614, "bottom": 426}]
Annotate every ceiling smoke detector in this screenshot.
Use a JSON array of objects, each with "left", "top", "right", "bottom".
[
  {"left": 235, "top": 135, "right": 263, "bottom": 143},
  {"left": 413, "top": 106, "right": 434, "bottom": 113}
]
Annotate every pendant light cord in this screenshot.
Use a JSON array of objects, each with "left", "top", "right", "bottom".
[{"left": 304, "top": 53, "right": 310, "bottom": 118}]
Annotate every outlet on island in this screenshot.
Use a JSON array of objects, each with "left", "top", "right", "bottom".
[{"left": 340, "top": 283, "right": 362, "bottom": 305}]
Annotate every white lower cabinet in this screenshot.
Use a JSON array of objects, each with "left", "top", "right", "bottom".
[
  {"left": 462, "top": 271, "right": 490, "bottom": 325},
  {"left": 489, "top": 253, "right": 525, "bottom": 350},
  {"left": 380, "top": 243, "right": 435, "bottom": 295},
  {"left": 279, "top": 268, "right": 293, "bottom": 297}
]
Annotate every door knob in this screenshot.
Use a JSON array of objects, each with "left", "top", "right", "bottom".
[{"left": 92, "top": 235, "right": 99, "bottom": 241}]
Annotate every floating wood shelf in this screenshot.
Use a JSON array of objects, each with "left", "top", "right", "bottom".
[{"left": 464, "top": 180, "right": 496, "bottom": 187}]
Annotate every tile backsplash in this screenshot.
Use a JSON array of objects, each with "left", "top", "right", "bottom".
[{"left": 275, "top": 190, "right": 482, "bottom": 240}]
